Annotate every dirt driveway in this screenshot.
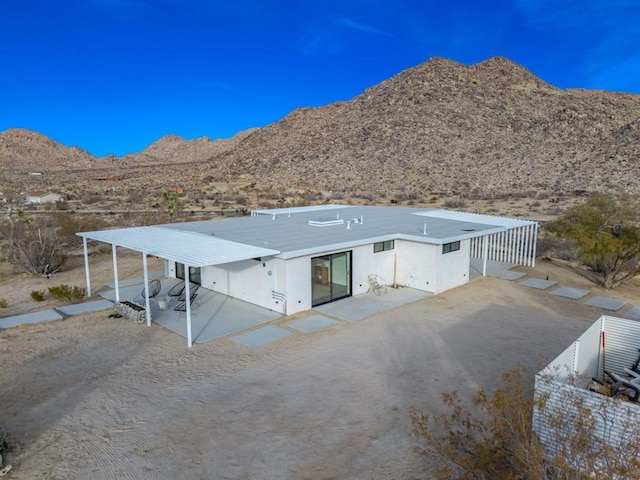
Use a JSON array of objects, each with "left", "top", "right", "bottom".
[{"left": 0, "top": 272, "right": 624, "bottom": 479}]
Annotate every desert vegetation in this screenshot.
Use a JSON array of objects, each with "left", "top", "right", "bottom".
[
  {"left": 411, "top": 366, "right": 640, "bottom": 479},
  {"left": 545, "top": 194, "right": 640, "bottom": 289}
]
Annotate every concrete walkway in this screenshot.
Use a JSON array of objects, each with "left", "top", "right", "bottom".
[
  {"left": 488, "top": 266, "right": 637, "bottom": 318},
  {"left": 0, "top": 299, "right": 114, "bottom": 329}
]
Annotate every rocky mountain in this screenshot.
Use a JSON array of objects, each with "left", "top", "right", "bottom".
[
  {"left": 0, "top": 128, "right": 97, "bottom": 171},
  {"left": 2, "top": 56, "right": 640, "bottom": 200},
  {"left": 114, "top": 129, "right": 257, "bottom": 167},
  {"left": 211, "top": 56, "right": 640, "bottom": 197}
]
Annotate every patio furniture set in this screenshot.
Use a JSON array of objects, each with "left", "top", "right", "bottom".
[{"left": 114, "top": 279, "right": 199, "bottom": 323}]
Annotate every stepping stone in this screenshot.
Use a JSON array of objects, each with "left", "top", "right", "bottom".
[
  {"left": 287, "top": 314, "right": 339, "bottom": 333},
  {"left": 232, "top": 325, "right": 291, "bottom": 347},
  {"left": 519, "top": 278, "right": 557, "bottom": 290},
  {"left": 493, "top": 270, "right": 527, "bottom": 281},
  {"left": 584, "top": 296, "right": 627, "bottom": 311},
  {"left": 0, "top": 310, "right": 63, "bottom": 329},
  {"left": 549, "top": 287, "right": 590, "bottom": 299},
  {"left": 57, "top": 299, "right": 114, "bottom": 316},
  {"left": 624, "top": 306, "right": 640, "bottom": 320}
]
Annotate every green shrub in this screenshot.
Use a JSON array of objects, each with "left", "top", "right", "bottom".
[
  {"left": 31, "top": 290, "right": 46, "bottom": 302},
  {"left": 48, "top": 284, "right": 86, "bottom": 304},
  {"left": 0, "top": 299, "right": 7, "bottom": 309}
]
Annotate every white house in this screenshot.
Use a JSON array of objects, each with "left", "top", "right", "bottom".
[
  {"left": 26, "top": 191, "right": 64, "bottom": 204},
  {"left": 78, "top": 205, "right": 538, "bottom": 346}
]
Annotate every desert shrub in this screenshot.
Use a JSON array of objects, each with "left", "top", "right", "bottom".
[
  {"left": 81, "top": 192, "right": 104, "bottom": 204},
  {"left": 536, "top": 236, "right": 577, "bottom": 261},
  {"left": 443, "top": 198, "right": 468, "bottom": 208},
  {"left": 410, "top": 366, "right": 640, "bottom": 479},
  {"left": 0, "top": 299, "right": 7, "bottom": 309},
  {"left": 48, "top": 284, "right": 85, "bottom": 304},
  {"left": 30, "top": 290, "right": 45, "bottom": 302}
]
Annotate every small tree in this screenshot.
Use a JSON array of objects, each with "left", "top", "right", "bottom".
[
  {"left": 162, "top": 190, "right": 180, "bottom": 220},
  {"left": 546, "top": 194, "right": 640, "bottom": 289},
  {"left": 1, "top": 210, "right": 66, "bottom": 275},
  {"left": 0, "top": 210, "right": 101, "bottom": 276}
]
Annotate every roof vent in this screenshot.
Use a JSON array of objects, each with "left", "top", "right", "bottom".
[{"left": 308, "top": 216, "right": 345, "bottom": 227}]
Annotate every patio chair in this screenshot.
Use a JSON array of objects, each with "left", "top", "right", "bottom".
[
  {"left": 605, "top": 370, "right": 640, "bottom": 402},
  {"left": 174, "top": 291, "right": 198, "bottom": 312},
  {"left": 168, "top": 280, "right": 185, "bottom": 297},
  {"left": 141, "top": 279, "right": 161, "bottom": 299},
  {"left": 178, "top": 283, "right": 200, "bottom": 301},
  {"left": 368, "top": 274, "right": 387, "bottom": 295}
]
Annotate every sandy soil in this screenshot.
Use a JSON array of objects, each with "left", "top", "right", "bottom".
[
  {"left": 0, "top": 251, "right": 164, "bottom": 318},
  {"left": 1, "top": 256, "right": 639, "bottom": 479}
]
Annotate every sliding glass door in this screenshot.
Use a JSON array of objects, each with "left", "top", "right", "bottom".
[
  {"left": 311, "top": 251, "right": 351, "bottom": 306},
  {"left": 176, "top": 263, "right": 201, "bottom": 285}
]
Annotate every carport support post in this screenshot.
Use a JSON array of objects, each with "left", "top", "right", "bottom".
[
  {"left": 481, "top": 234, "right": 489, "bottom": 276},
  {"left": 531, "top": 223, "right": 538, "bottom": 268},
  {"left": 83, "top": 237, "right": 92, "bottom": 297},
  {"left": 185, "top": 267, "right": 192, "bottom": 347},
  {"left": 142, "top": 253, "right": 151, "bottom": 327},
  {"left": 112, "top": 244, "right": 120, "bottom": 303}
]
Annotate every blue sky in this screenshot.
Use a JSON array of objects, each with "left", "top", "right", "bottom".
[{"left": 1, "top": 0, "right": 639, "bottom": 157}]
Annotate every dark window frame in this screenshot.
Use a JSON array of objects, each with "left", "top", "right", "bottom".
[
  {"left": 373, "top": 240, "right": 395, "bottom": 253},
  {"left": 442, "top": 241, "right": 461, "bottom": 254}
]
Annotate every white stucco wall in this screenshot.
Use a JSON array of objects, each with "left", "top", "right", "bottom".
[
  {"left": 283, "top": 256, "right": 311, "bottom": 314},
  {"left": 395, "top": 240, "right": 438, "bottom": 292},
  {"left": 169, "top": 237, "right": 472, "bottom": 316},
  {"left": 434, "top": 240, "right": 471, "bottom": 293},
  {"left": 171, "top": 257, "right": 286, "bottom": 313},
  {"left": 394, "top": 239, "right": 470, "bottom": 294}
]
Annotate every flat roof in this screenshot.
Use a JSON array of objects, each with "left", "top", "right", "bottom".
[{"left": 79, "top": 206, "right": 536, "bottom": 264}]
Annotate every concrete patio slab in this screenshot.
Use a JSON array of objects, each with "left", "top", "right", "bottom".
[
  {"left": 549, "top": 287, "right": 590, "bottom": 299},
  {"left": 56, "top": 299, "right": 114, "bottom": 316},
  {"left": 469, "top": 259, "right": 517, "bottom": 281},
  {"left": 286, "top": 314, "right": 340, "bottom": 333},
  {"left": 101, "top": 279, "right": 283, "bottom": 344},
  {"left": 232, "top": 325, "right": 292, "bottom": 348},
  {"left": 623, "top": 306, "right": 640, "bottom": 320},
  {"left": 585, "top": 296, "right": 627, "bottom": 311},
  {"left": 316, "top": 287, "right": 430, "bottom": 322},
  {"left": 152, "top": 290, "right": 282, "bottom": 344},
  {"left": 104, "top": 271, "right": 163, "bottom": 289},
  {"left": 492, "top": 270, "right": 527, "bottom": 281},
  {"left": 0, "top": 310, "right": 63, "bottom": 329},
  {"left": 519, "top": 278, "right": 557, "bottom": 290}
]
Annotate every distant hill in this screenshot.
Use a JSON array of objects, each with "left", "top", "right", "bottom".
[
  {"left": 2, "top": 56, "right": 639, "bottom": 200},
  {"left": 0, "top": 128, "right": 97, "bottom": 171}
]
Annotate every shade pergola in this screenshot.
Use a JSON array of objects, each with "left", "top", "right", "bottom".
[{"left": 78, "top": 226, "right": 280, "bottom": 347}]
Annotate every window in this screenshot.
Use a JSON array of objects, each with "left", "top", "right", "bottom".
[
  {"left": 442, "top": 241, "right": 460, "bottom": 254},
  {"left": 374, "top": 240, "right": 394, "bottom": 253}
]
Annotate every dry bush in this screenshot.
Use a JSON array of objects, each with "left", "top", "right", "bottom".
[
  {"left": 536, "top": 236, "right": 578, "bottom": 261},
  {"left": 410, "top": 366, "right": 640, "bottom": 479},
  {"left": 443, "top": 198, "right": 468, "bottom": 208}
]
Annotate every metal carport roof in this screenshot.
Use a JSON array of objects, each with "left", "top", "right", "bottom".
[
  {"left": 78, "top": 226, "right": 280, "bottom": 267},
  {"left": 413, "top": 209, "right": 535, "bottom": 228}
]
